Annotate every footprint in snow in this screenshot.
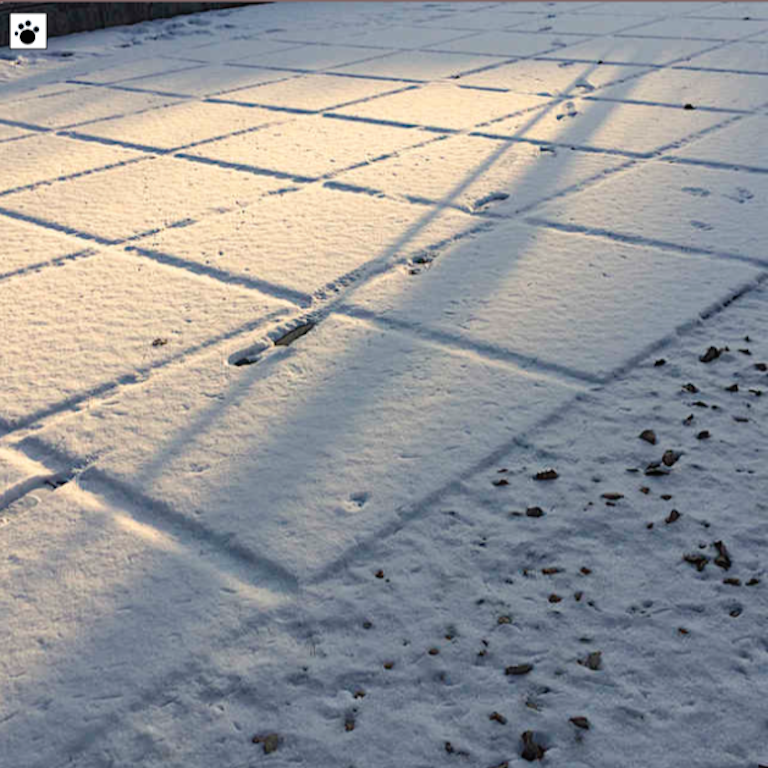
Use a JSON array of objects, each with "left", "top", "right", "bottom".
[
  {"left": 681, "top": 186, "right": 711, "bottom": 197},
  {"left": 723, "top": 187, "right": 754, "bottom": 204}
]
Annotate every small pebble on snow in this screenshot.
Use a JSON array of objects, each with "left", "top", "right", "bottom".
[
  {"left": 639, "top": 429, "right": 657, "bottom": 444},
  {"left": 578, "top": 651, "right": 602, "bottom": 670}
]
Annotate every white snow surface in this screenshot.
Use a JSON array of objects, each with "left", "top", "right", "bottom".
[{"left": 1, "top": 3, "right": 768, "bottom": 767}]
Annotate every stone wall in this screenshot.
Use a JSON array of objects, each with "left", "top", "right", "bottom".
[{"left": 0, "top": 2, "right": 267, "bottom": 48}]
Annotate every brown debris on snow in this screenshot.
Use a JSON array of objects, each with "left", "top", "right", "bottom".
[
  {"left": 505, "top": 663, "right": 533, "bottom": 676},
  {"left": 682, "top": 383, "right": 699, "bottom": 393},
  {"left": 683, "top": 553, "right": 709, "bottom": 571},
  {"left": 639, "top": 429, "right": 657, "bottom": 444},
  {"left": 713, "top": 540, "right": 732, "bottom": 570},
  {"left": 578, "top": 651, "right": 602, "bottom": 670},
  {"left": 662, "top": 450, "right": 681, "bottom": 467},
  {"left": 699, "top": 346, "right": 723, "bottom": 363},
  {"left": 520, "top": 731, "right": 547, "bottom": 761},
  {"left": 525, "top": 506, "right": 545, "bottom": 518},
  {"left": 490, "top": 711, "right": 508, "bottom": 725},
  {"left": 601, "top": 492, "right": 624, "bottom": 500},
  {"left": 569, "top": 716, "right": 590, "bottom": 730},
  {"left": 534, "top": 469, "right": 558, "bottom": 481},
  {"left": 252, "top": 733, "right": 281, "bottom": 754}
]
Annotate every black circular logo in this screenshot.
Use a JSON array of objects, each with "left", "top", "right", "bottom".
[{"left": 15, "top": 20, "right": 40, "bottom": 45}]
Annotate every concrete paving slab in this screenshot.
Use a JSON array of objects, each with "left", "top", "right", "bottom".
[
  {"left": 71, "top": 100, "right": 291, "bottom": 151},
  {"left": 0, "top": 133, "right": 143, "bottom": 194},
  {"left": 231, "top": 43, "right": 397, "bottom": 72},
  {"left": 329, "top": 49, "right": 508, "bottom": 81},
  {"left": 511, "top": 13, "right": 657, "bottom": 36},
  {"left": 538, "top": 35, "right": 719, "bottom": 65},
  {"left": 0, "top": 156, "right": 289, "bottom": 243},
  {"left": 113, "top": 62, "right": 298, "bottom": 97},
  {"left": 388, "top": 7, "right": 532, "bottom": 32},
  {"left": 675, "top": 40, "right": 768, "bottom": 73},
  {"left": 0, "top": 125, "right": 35, "bottom": 143},
  {"left": 0, "top": 482, "right": 289, "bottom": 768},
  {"left": 570, "top": 1, "right": 723, "bottom": 15},
  {"left": 331, "top": 82, "right": 550, "bottom": 131},
  {"left": 531, "top": 161, "right": 768, "bottom": 262},
  {"left": 0, "top": 216, "right": 93, "bottom": 278},
  {"left": 592, "top": 68, "right": 768, "bottom": 112},
  {"left": 0, "top": 84, "right": 179, "bottom": 131},
  {"left": 485, "top": 98, "right": 727, "bottom": 156},
  {"left": 137, "top": 184, "right": 476, "bottom": 295},
  {"left": 664, "top": 115, "right": 768, "bottom": 170},
  {"left": 213, "top": 72, "right": 412, "bottom": 112},
  {"left": 691, "top": 1, "right": 768, "bottom": 18},
  {"left": 345, "top": 222, "right": 761, "bottom": 380},
  {"left": 72, "top": 56, "right": 204, "bottom": 85},
  {"left": 325, "top": 24, "right": 483, "bottom": 50},
  {"left": 0, "top": 82, "right": 75, "bottom": 106},
  {"left": 333, "top": 132, "right": 626, "bottom": 214},
  {"left": 26, "top": 313, "right": 575, "bottom": 581},
  {"left": 0, "top": 250, "right": 292, "bottom": 426},
  {"left": 0, "top": 449, "right": 31, "bottom": 496},
  {"left": 182, "top": 112, "right": 434, "bottom": 179},
  {"left": 457, "top": 58, "right": 653, "bottom": 96},
  {"left": 495, "top": 1, "right": 604, "bottom": 12},
  {"left": 164, "top": 35, "right": 305, "bottom": 63},
  {"left": 617, "top": 16, "right": 768, "bottom": 40},
  {"left": 425, "top": 29, "right": 592, "bottom": 57}
]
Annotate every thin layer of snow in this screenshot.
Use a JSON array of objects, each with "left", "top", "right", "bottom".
[
  {"left": 531, "top": 161, "right": 768, "bottom": 261},
  {"left": 665, "top": 114, "right": 768, "bottom": 169},
  {"left": 676, "top": 40, "right": 768, "bottom": 73},
  {"left": 1, "top": 3, "right": 768, "bottom": 767},
  {"left": 593, "top": 67, "right": 768, "bottom": 111},
  {"left": 481, "top": 97, "right": 729, "bottom": 155},
  {"left": 331, "top": 132, "right": 627, "bottom": 214}
]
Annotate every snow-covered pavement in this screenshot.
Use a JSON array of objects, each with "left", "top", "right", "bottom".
[{"left": 1, "top": 3, "right": 768, "bottom": 766}]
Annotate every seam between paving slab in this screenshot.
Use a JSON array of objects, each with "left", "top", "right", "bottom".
[
  {"left": 3, "top": 17, "right": 767, "bottom": 458},
  {"left": 2, "top": 57, "right": 766, "bottom": 437},
  {"left": 4, "top": 6, "right": 768, "bottom": 759}
]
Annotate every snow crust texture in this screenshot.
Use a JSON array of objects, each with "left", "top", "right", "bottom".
[{"left": 1, "top": 2, "right": 768, "bottom": 767}]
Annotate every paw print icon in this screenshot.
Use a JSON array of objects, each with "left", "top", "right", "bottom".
[{"left": 10, "top": 13, "right": 47, "bottom": 49}]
